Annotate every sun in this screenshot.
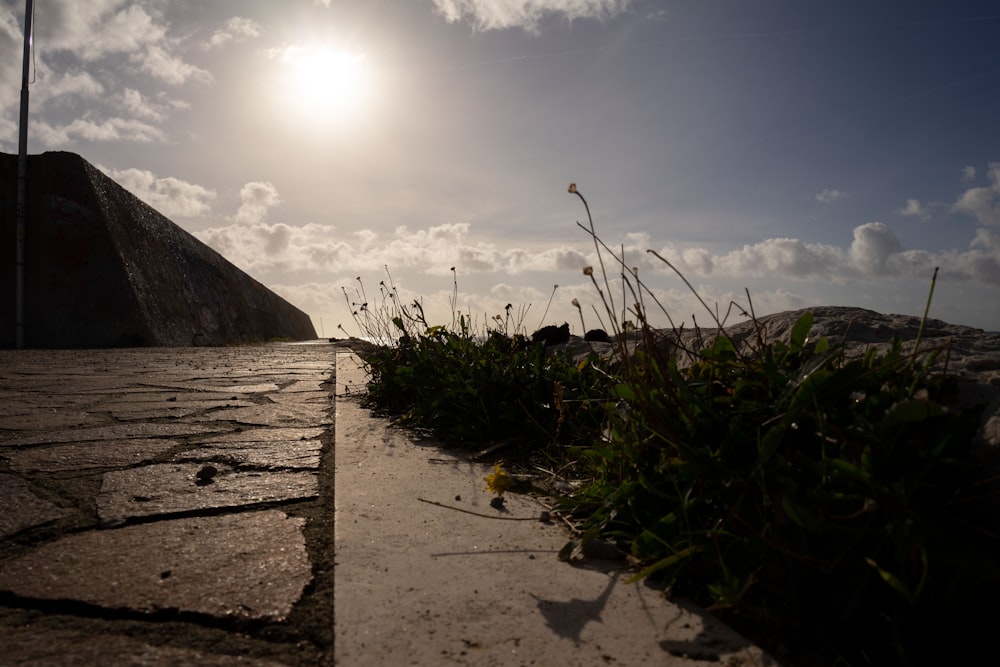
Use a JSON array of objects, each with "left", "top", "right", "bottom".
[{"left": 279, "top": 44, "right": 372, "bottom": 121}]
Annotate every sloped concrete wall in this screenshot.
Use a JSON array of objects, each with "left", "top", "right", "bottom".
[{"left": 1, "top": 152, "right": 316, "bottom": 347}]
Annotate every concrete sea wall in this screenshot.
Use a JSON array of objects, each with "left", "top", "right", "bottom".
[{"left": 1, "top": 151, "right": 316, "bottom": 347}]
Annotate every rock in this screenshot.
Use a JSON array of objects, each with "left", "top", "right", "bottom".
[
  {"left": 532, "top": 323, "right": 570, "bottom": 347},
  {"left": 584, "top": 329, "right": 611, "bottom": 343}
]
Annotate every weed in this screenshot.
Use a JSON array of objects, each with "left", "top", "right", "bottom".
[{"left": 347, "top": 267, "right": 606, "bottom": 451}]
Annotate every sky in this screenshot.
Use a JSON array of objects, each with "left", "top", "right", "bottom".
[{"left": 2, "top": 0, "right": 1000, "bottom": 337}]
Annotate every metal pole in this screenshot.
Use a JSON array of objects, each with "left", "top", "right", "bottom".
[{"left": 15, "top": 0, "right": 33, "bottom": 349}]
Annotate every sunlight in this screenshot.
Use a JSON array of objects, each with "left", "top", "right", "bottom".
[{"left": 280, "top": 44, "right": 371, "bottom": 121}]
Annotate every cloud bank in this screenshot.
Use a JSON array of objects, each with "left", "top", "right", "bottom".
[
  {"left": 0, "top": 0, "right": 212, "bottom": 150},
  {"left": 430, "top": 0, "right": 632, "bottom": 31}
]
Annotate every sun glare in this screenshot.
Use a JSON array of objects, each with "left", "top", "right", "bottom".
[{"left": 280, "top": 44, "right": 371, "bottom": 121}]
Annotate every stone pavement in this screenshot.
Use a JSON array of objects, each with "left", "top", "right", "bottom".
[
  {"left": 0, "top": 344, "right": 775, "bottom": 666},
  {"left": 0, "top": 344, "right": 335, "bottom": 666}
]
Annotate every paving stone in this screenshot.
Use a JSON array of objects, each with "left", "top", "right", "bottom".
[
  {"left": 97, "top": 399, "right": 256, "bottom": 420},
  {"left": 0, "top": 391, "right": 97, "bottom": 409},
  {"left": 1, "top": 627, "right": 292, "bottom": 667},
  {"left": 187, "top": 403, "right": 332, "bottom": 427},
  {"left": 2, "top": 423, "right": 222, "bottom": 447},
  {"left": 3, "top": 439, "right": 181, "bottom": 473},
  {"left": 0, "top": 410, "right": 103, "bottom": 431},
  {"left": 175, "top": 440, "right": 322, "bottom": 470},
  {"left": 155, "top": 382, "right": 281, "bottom": 394},
  {"left": 196, "top": 427, "right": 326, "bottom": 444},
  {"left": 277, "top": 380, "right": 327, "bottom": 393},
  {"left": 266, "top": 392, "right": 331, "bottom": 417},
  {"left": 268, "top": 390, "right": 329, "bottom": 403},
  {"left": 0, "top": 510, "right": 311, "bottom": 621},
  {"left": 97, "top": 463, "right": 318, "bottom": 525},
  {"left": 0, "top": 474, "right": 72, "bottom": 538}
]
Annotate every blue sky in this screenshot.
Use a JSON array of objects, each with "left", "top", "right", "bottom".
[{"left": 3, "top": 0, "right": 1000, "bottom": 335}]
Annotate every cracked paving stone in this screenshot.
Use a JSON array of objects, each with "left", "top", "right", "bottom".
[
  {"left": 97, "top": 463, "right": 318, "bottom": 525},
  {"left": 176, "top": 440, "right": 322, "bottom": 470},
  {"left": 96, "top": 399, "right": 256, "bottom": 420},
  {"left": 0, "top": 510, "right": 311, "bottom": 621},
  {"left": 196, "top": 427, "right": 326, "bottom": 444},
  {"left": 187, "top": 404, "right": 332, "bottom": 427},
  {"left": 0, "top": 474, "right": 73, "bottom": 538},
  {"left": 2, "top": 423, "right": 221, "bottom": 447},
  {"left": 277, "top": 380, "right": 326, "bottom": 393},
  {"left": 0, "top": 410, "right": 103, "bottom": 431},
  {"left": 155, "top": 382, "right": 281, "bottom": 394},
  {"left": 3, "top": 439, "right": 181, "bottom": 473}
]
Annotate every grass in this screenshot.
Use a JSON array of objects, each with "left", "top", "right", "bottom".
[{"left": 346, "top": 186, "right": 998, "bottom": 666}]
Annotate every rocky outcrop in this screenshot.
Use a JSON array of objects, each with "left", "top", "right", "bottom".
[{"left": 1, "top": 152, "right": 316, "bottom": 347}]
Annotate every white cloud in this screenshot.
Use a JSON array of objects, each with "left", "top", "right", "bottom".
[
  {"left": 953, "top": 162, "right": 1000, "bottom": 227},
  {"left": 119, "top": 88, "right": 164, "bottom": 121},
  {"left": 961, "top": 165, "right": 976, "bottom": 183},
  {"left": 0, "top": 0, "right": 209, "bottom": 148},
  {"left": 430, "top": 0, "right": 632, "bottom": 31},
  {"left": 849, "top": 222, "right": 902, "bottom": 275},
  {"left": 35, "top": 2, "right": 167, "bottom": 60},
  {"left": 728, "top": 237, "right": 842, "bottom": 278},
  {"left": 98, "top": 165, "right": 216, "bottom": 218},
  {"left": 234, "top": 182, "right": 282, "bottom": 224},
  {"left": 33, "top": 116, "right": 166, "bottom": 145},
  {"left": 193, "top": 219, "right": 593, "bottom": 277},
  {"left": 508, "top": 247, "right": 589, "bottom": 273},
  {"left": 207, "top": 17, "right": 263, "bottom": 49},
  {"left": 650, "top": 218, "right": 999, "bottom": 286},
  {"left": 382, "top": 223, "right": 503, "bottom": 273},
  {"left": 137, "top": 45, "right": 212, "bottom": 86},
  {"left": 195, "top": 221, "right": 331, "bottom": 273},
  {"left": 32, "top": 71, "right": 105, "bottom": 107},
  {"left": 669, "top": 237, "right": 844, "bottom": 281},
  {"left": 897, "top": 198, "right": 929, "bottom": 219},
  {"left": 815, "top": 188, "right": 848, "bottom": 204},
  {"left": 971, "top": 227, "right": 1000, "bottom": 252}
]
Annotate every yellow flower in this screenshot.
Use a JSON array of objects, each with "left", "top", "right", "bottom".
[{"left": 484, "top": 463, "right": 514, "bottom": 496}]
